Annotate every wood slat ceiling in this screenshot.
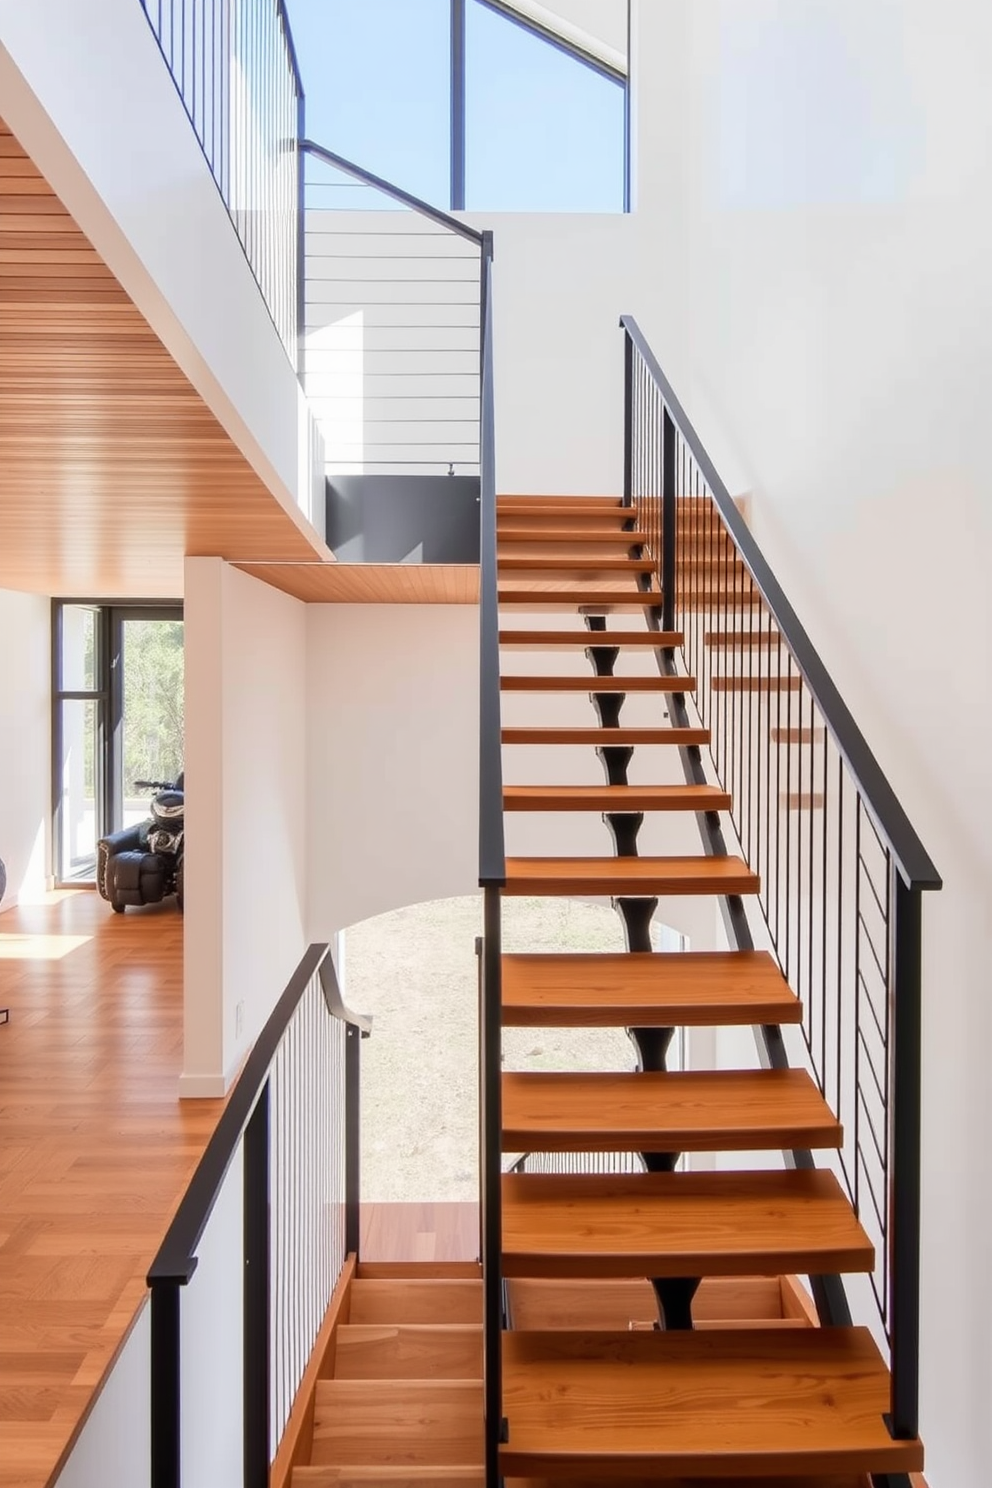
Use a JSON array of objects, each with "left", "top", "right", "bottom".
[
  {"left": 0, "top": 115, "right": 331, "bottom": 598},
  {"left": 234, "top": 562, "right": 480, "bottom": 604}
]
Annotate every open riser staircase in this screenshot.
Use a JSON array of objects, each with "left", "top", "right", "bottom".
[{"left": 482, "top": 492, "right": 924, "bottom": 1485}]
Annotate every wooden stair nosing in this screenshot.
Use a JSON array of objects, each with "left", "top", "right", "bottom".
[
  {"left": 503, "top": 855, "right": 760, "bottom": 897},
  {"left": 501, "top": 726, "right": 710, "bottom": 746},
  {"left": 497, "top": 556, "right": 656, "bottom": 573},
  {"left": 293, "top": 1471, "right": 484, "bottom": 1486},
  {"left": 500, "top": 950, "right": 801, "bottom": 1028},
  {"left": 500, "top": 1327, "right": 923, "bottom": 1478},
  {"left": 502, "top": 785, "right": 731, "bottom": 813},
  {"left": 499, "top": 674, "right": 694, "bottom": 693},
  {"left": 498, "top": 589, "right": 661, "bottom": 607},
  {"left": 500, "top": 1168, "right": 874, "bottom": 1279},
  {"left": 500, "top": 1068, "right": 842, "bottom": 1152},
  {"left": 498, "top": 629, "right": 682, "bottom": 647},
  {"left": 498, "top": 527, "right": 651, "bottom": 543}
]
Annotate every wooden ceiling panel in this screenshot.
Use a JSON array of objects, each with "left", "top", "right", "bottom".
[
  {"left": 234, "top": 562, "right": 480, "bottom": 604},
  {"left": 0, "top": 115, "right": 331, "bottom": 597}
]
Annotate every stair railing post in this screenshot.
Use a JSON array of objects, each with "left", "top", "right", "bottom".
[
  {"left": 345, "top": 1023, "right": 362, "bottom": 1257},
  {"left": 888, "top": 872, "right": 923, "bottom": 1442},
  {"left": 150, "top": 1280, "right": 182, "bottom": 1488},
  {"left": 243, "top": 1081, "right": 271, "bottom": 1488},
  {"left": 662, "top": 404, "right": 677, "bottom": 634},
  {"left": 480, "top": 885, "right": 504, "bottom": 1488},
  {"left": 623, "top": 329, "right": 634, "bottom": 507}
]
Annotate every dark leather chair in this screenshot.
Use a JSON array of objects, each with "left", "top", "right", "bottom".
[{"left": 97, "top": 777, "right": 184, "bottom": 913}]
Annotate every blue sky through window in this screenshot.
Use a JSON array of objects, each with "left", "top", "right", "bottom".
[{"left": 285, "top": 0, "right": 624, "bottom": 212}]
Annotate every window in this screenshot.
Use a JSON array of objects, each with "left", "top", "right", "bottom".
[
  {"left": 285, "top": 0, "right": 627, "bottom": 212},
  {"left": 53, "top": 604, "right": 184, "bottom": 885},
  {"left": 464, "top": 1, "right": 625, "bottom": 212}
]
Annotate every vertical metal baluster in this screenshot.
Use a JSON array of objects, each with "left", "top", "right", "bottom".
[
  {"left": 808, "top": 692, "right": 817, "bottom": 1070},
  {"left": 820, "top": 723, "right": 829, "bottom": 1093},
  {"left": 854, "top": 799, "right": 862, "bottom": 1217}
]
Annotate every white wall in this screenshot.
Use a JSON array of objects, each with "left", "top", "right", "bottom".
[
  {"left": 0, "top": 589, "right": 50, "bottom": 910},
  {"left": 183, "top": 560, "right": 308, "bottom": 1094},
  {"left": 630, "top": 4, "right": 992, "bottom": 1483},
  {"left": 0, "top": 0, "right": 320, "bottom": 535},
  {"left": 306, "top": 605, "right": 480, "bottom": 938},
  {"left": 53, "top": 1303, "right": 151, "bottom": 1488},
  {"left": 467, "top": 212, "right": 637, "bottom": 494}
]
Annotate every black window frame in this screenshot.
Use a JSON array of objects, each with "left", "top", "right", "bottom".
[{"left": 51, "top": 600, "right": 184, "bottom": 887}]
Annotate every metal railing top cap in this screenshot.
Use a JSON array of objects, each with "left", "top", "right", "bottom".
[{"left": 619, "top": 313, "right": 940, "bottom": 893}]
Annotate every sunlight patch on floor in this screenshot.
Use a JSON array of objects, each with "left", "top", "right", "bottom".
[{"left": 0, "top": 933, "right": 92, "bottom": 960}]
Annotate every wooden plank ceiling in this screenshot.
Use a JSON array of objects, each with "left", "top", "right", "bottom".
[
  {"left": 0, "top": 114, "right": 330, "bottom": 598},
  {"left": 233, "top": 561, "right": 480, "bottom": 604}
]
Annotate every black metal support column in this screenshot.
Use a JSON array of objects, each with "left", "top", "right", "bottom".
[
  {"left": 345, "top": 1025, "right": 362, "bottom": 1258},
  {"left": 887, "top": 876, "right": 923, "bottom": 1443},
  {"left": 480, "top": 887, "right": 505, "bottom": 1486},
  {"left": 662, "top": 405, "right": 676, "bottom": 633},
  {"left": 243, "top": 1083, "right": 270, "bottom": 1488},
  {"left": 151, "top": 1281, "right": 182, "bottom": 1488},
  {"left": 450, "top": 0, "right": 466, "bottom": 211},
  {"left": 623, "top": 331, "right": 634, "bottom": 505}
]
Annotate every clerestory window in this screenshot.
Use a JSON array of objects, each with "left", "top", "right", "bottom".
[{"left": 286, "top": 0, "right": 627, "bottom": 212}]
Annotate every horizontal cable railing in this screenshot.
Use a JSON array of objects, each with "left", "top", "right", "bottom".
[
  {"left": 621, "top": 313, "right": 940, "bottom": 1442},
  {"left": 302, "top": 141, "right": 484, "bottom": 477},
  {"left": 147, "top": 944, "right": 370, "bottom": 1488},
  {"left": 138, "top": 0, "right": 302, "bottom": 363}
]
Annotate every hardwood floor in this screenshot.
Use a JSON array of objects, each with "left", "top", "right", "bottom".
[{"left": 0, "top": 890, "right": 223, "bottom": 1488}]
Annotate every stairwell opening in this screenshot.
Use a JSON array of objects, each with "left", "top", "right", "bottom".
[{"left": 339, "top": 892, "right": 689, "bottom": 1261}]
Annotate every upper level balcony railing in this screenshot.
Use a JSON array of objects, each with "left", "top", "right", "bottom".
[{"left": 138, "top": 0, "right": 303, "bottom": 366}]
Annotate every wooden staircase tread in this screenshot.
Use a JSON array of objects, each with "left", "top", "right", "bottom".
[
  {"left": 500, "top": 1328, "right": 922, "bottom": 1477},
  {"left": 497, "top": 497, "right": 628, "bottom": 508},
  {"left": 334, "top": 1324, "right": 482, "bottom": 1380},
  {"left": 501, "top": 950, "right": 801, "bottom": 1027},
  {"left": 311, "top": 1380, "right": 483, "bottom": 1468},
  {"left": 505, "top": 1275, "right": 805, "bottom": 1331},
  {"left": 348, "top": 1279, "right": 482, "bottom": 1325},
  {"left": 499, "top": 675, "right": 694, "bottom": 693},
  {"left": 505, "top": 1477, "right": 871, "bottom": 1488},
  {"left": 503, "top": 856, "right": 760, "bottom": 897},
  {"left": 498, "top": 556, "right": 656, "bottom": 572},
  {"left": 293, "top": 1471, "right": 484, "bottom": 1487},
  {"left": 500, "top": 1068, "right": 842, "bottom": 1152},
  {"left": 502, "top": 785, "right": 731, "bottom": 813},
  {"left": 498, "top": 589, "right": 662, "bottom": 608},
  {"left": 501, "top": 725, "right": 710, "bottom": 745},
  {"left": 355, "top": 1262, "right": 481, "bottom": 1279},
  {"left": 498, "top": 629, "right": 682, "bottom": 647},
  {"left": 498, "top": 527, "right": 650, "bottom": 543},
  {"left": 500, "top": 1169, "right": 874, "bottom": 1278}
]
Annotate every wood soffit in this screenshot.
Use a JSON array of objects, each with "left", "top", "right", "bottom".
[{"left": 0, "top": 114, "right": 331, "bottom": 598}]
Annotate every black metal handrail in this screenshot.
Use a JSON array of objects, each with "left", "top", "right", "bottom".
[
  {"left": 302, "top": 140, "right": 485, "bottom": 246},
  {"left": 620, "top": 314, "right": 940, "bottom": 893},
  {"left": 476, "top": 232, "right": 504, "bottom": 1488},
  {"left": 620, "top": 314, "right": 939, "bottom": 1444},
  {"left": 147, "top": 943, "right": 369, "bottom": 1488}
]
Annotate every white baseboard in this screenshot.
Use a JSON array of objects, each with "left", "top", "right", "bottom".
[{"left": 178, "top": 1070, "right": 231, "bottom": 1099}]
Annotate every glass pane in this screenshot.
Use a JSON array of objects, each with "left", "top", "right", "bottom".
[
  {"left": 59, "top": 699, "right": 98, "bottom": 880},
  {"left": 121, "top": 620, "right": 185, "bottom": 827},
  {"left": 286, "top": 0, "right": 450, "bottom": 204},
  {"left": 61, "top": 605, "right": 98, "bottom": 692},
  {"left": 466, "top": 2, "right": 625, "bottom": 211}
]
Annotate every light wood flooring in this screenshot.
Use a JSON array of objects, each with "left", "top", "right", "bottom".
[{"left": 0, "top": 889, "right": 222, "bottom": 1488}]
